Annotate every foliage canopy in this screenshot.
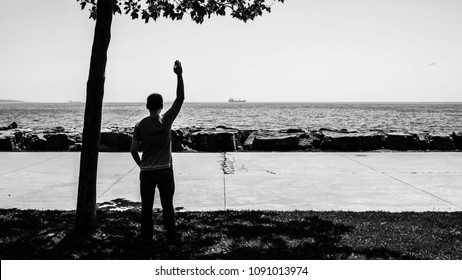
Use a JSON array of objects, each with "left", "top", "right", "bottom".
[{"left": 77, "top": 0, "right": 285, "bottom": 23}]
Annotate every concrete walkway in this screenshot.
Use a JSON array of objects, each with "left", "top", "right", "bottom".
[{"left": 0, "top": 152, "right": 461, "bottom": 212}]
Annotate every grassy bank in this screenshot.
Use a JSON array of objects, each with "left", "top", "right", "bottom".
[{"left": 1, "top": 207, "right": 461, "bottom": 260}]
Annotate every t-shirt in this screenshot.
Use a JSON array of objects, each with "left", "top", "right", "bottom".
[{"left": 133, "top": 107, "right": 180, "bottom": 171}]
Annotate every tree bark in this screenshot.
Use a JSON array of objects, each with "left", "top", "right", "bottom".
[{"left": 75, "top": 0, "right": 114, "bottom": 235}]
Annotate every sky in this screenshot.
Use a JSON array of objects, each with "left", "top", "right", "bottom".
[{"left": 1, "top": 0, "right": 462, "bottom": 103}]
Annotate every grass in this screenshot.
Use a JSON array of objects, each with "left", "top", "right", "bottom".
[{"left": 1, "top": 200, "right": 461, "bottom": 260}]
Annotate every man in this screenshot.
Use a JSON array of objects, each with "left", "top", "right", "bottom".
[{"left": 131, "top": 60, "right": 184, "bottom": 242}]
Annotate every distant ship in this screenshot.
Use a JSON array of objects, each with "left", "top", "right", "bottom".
[{"left": 228, "top": 98, "right": 246, "bottom": 103}]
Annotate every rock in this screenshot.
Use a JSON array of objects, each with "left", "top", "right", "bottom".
[
  {"left": 321, "top": 132, "right": 384, "bottom": 151},
  {"left": 452, "top": 132, "right": 462, "bottom": 150},
  {"left": 284, "top": 128, "right": 305, "bottom": 133},
  {"left": 298, "top": 131, "right": 324, "bottom": 150},
  {"left": 340, "top": 128, "right": 359, "bottom": 133},
  {"left": 236, "top": 130, "right": 255, "bottom": 149},
  {"left": 13, "top": 130, "right": 26, "bottom": 144},
  {"left": 44, "top": 133, "right": 71, "bottom": 150},
  {"left": 298, "top": 138, "right": 312, "bottom": 150},
  {"left": 216, "top": 125, "right": 235, "bottom": 130},
  {"left": 69, "top": 143, "right": 82, "bottom": 151},
  {"left": 44, "top": 126, "right": 66, "bottom": 134},
  {"left": 192, "top": 129, "right": 238, "bottom": 152},
  {"left": 243, "top": 131, "right": 257, "bottom": 150},
  {"left": 0, "top": 122, "right": 18, "bottom": 131},
  {"left": 409, "top": 131, "right": 429, "bottom": 150},
  {"left": 68, "top": 138, "right": 76, "bottom": 146},
  {"left": 67, "top": 133, "right": 82, "bottom": 144},
  {"left": 0, "top": 134, "right": 15, "bottom": 151},
  {"left": 427, "top": 134, "right": 455, "bottom": 150},
  {"left": 100, "top": 131, "right": 132, "bottom": 152},
  {"left": 21, "top": 134, "right": 47, "bottom": 151},
  {"left": 308, "top": 131, "right": 324, "bottom": 148},
  {"left": 173, "top": 128, "right": 194, "bottom": 149},
  {"left": 384, "top": 133, "right": 420, "bottom": 150},
  {"left": 252, "top": 131, "right": 300, "bottom": 151},
  {"left": 171, "top": 130, "right": 186, "bottom": 152},
  {"left": 319, "top": 128, "right": 338, "bottom": 132}
]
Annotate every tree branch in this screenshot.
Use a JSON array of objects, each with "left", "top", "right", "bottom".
[{"left": 76, "top": 0, "right": 285, "bottom": 23}]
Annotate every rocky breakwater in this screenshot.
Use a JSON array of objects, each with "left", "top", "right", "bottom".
[
  {"left": 1, "top": 124, "right": 80, "bottom": 151},
  {"left": 2, "top": 122, "right": 462, "bottom": 152}
]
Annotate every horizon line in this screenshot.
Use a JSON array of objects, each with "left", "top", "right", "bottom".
[{"left": 5, "top": 100, "right": 462, "bottom": 104}]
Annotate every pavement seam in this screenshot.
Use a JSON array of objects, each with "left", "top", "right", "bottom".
[
  {"left": 97, "top": 165, "right": 138, "bottom": 199},
  {"left": 0, "top": 153, "right": 67, "bottom": 176},
  {"left": 337, "top": 153, "right": 462, "bottom": 210},
  {"left": 222, "top": 152, "right": 227, "bottom": 210}
]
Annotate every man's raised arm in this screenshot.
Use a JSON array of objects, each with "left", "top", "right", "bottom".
[{"left": 172, "top": 60, "right": 184, "bottom": 111}]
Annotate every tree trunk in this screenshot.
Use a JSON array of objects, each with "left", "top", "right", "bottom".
[{"left": 75, "top": 0, "right": 114, "bottom": 235}]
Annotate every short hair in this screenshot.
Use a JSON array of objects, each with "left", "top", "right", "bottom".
[{"left": 146, "top": 93, "right": 163, "bottom": 110}]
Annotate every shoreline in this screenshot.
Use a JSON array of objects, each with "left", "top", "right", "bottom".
[{"left": 1, "top": 122, "right": 462, "bottom": 152}]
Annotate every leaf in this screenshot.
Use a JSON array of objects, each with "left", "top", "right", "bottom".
[
  {"left": 131, "top": 10, "right": 139, "bottom": 19},
  {"left": 113, "top": 4, "right": 122, "bottom": 15},
  {"left": 217, "top": 6, "right": 226, "bottom": 16},
  {"left": 142, "top": 10, "right": 150, "bottom": 23}
]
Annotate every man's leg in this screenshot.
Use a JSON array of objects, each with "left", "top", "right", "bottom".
[
  {"left": 140, "top": 171, "right": 156, "bottom": 240},
  {"left": 157, "top": 168, "right": 176, "bottom": 241}
]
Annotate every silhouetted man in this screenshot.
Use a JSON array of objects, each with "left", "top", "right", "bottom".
[{"left": 131, "top": 60, "right": 184, "bottom": 243}]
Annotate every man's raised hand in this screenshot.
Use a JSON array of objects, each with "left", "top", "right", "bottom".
[{"left": 173, "top": 60, "right": 183, "bottom": 75}]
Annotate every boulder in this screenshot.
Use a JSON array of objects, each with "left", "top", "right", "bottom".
[
  {"left": 173, "top": 128, "right": 194, "bottom": 149},
  {"left": 0, "top": 122, "right": 18, "bottom": 131},
  {"left": 452, "top": 132, "right": 462, "bottom": 150},
  {"left": 236, "top": 129, "right": 255, "bottom": 149},
  {"left": 21, "top": 134, "right": 47, "bottom": 151},
  {"left": 409, "top": 131, "right": 429, "bottom": 150},
  {"left": 340, "top": 128, "right": 359, "bottom": 133},
  {"left": 192, "top": 129, "right": 238, "bottom": 152},
  {"left": 171, "top": 130, "right": 186, "bottom": 152},
  {"left": 252, "top": 131, "right": 300, "bottom": 151},
  {"left": 321, "top": 132, "right": 384, "bottom": 151},
  {"left": 298, "top": 131, "right": 324, "bottom": 150},
  {"left": 0, "top": 134, "right": 15, "bottom": 151},
  {"left": 67, "top": 133, "right": 82, "bottom": 144},
  {"left": 284, "top": 128, "right": 305, "bottom": 133},
  {"left": 44, "top": 126, "right": 66, "bottom": 134},
  {"left": 309, "top": 131, "right": 324, "bottom": 148},
  {"left": 216, "top": 125, "right": 235, "bottom": 130},
  {"left": 298, "top": 137, "right": 312, "bottom": 150},
  {"left": 13, "top": 130, "right": 26, "bottom": 145},
  {"left": 44, "top": 133, "right": 71, "bottom": 151},
  {"left": 100, "top": 131, "right": 132, "bottom": 152},
  {"left": 243, "top": 131, "right": 257, "bottom": 150},
  {"left": 384, "top": 133, "right": 420, "bottom": 150},
  {"left": 427, "top": 134, "right": 455, "bottom": 150}
]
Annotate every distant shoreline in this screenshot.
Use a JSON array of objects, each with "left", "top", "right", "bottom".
[{"left": 0, "top": 99, "right": 23, "bottom": 103}]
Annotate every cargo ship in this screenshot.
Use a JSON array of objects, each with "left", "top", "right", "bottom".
[{"left": 228, "top": 98, "right": 246, "bottom": 103}]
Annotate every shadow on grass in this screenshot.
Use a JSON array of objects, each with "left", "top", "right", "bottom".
[{"left": 1, "top": 199, "right": 461, "bottom": 259}]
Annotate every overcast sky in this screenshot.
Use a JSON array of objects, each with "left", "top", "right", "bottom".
[{"left": 1, "top": 0, "right": 461, "bottom": 102}]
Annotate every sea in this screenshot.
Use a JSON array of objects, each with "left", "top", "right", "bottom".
[{"left": 1, "top": 102, "right": 462, "bottom": 134}]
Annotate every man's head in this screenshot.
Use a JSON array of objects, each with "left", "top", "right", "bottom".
[{"left": 146, "top": 93, "right": 163, "bottom": 112}]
